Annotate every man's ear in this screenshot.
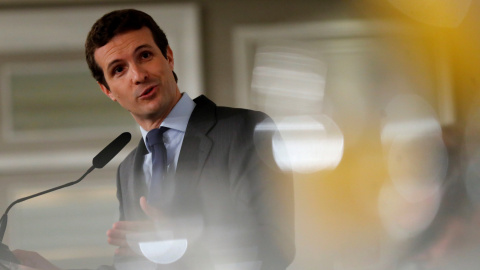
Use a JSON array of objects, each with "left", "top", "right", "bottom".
[
  {"left": 166, "top": 45, "right": 174, "bottom": 70},
  {"left": 98, "top": 82, "right": 117, "bottom": 102}
]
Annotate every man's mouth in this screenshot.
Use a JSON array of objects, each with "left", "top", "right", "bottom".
[{"left": 140, "top": 86, "right": 155, "bottom": 98}]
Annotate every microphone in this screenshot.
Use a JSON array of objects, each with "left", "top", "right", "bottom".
[
  {"left": 0, "top": 132, "right": 131, "bottom": 264},
  {"left": 93, "top": 132, "right": 132, "bottom": 169}
]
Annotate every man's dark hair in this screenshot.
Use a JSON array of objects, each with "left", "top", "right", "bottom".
[{"left": 85, "top": 9, "right": 178, "bottom": 89}]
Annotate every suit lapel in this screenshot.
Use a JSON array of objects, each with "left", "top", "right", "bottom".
[
  {"left": 123, "top": 95, "right": 216, "bottom": 218},
  {"left": 175, "top": 95, "right": 215, "bottom": 188},
  {"left": 124, "top": 138, "right": 149, "bottom": 220}
]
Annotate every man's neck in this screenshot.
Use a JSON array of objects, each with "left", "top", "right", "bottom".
[{"left": 136, "top": 97, "right": 182, "bottom": 131}]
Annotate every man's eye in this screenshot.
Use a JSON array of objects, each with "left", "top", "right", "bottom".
[
  {"left": 113, "top": 66, "right": 124, "bottom": 74},
  {"left": 141, "top": 52, "right": 152, "bottom": 59}
]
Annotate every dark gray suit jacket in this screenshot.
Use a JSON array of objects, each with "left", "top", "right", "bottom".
[{"left": 114, "top": 95, "right": 295, "bottom": 269}]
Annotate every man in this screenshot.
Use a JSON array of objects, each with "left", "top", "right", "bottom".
[{"left": 14, "top": 9, "right": 295, "bottom": 270}]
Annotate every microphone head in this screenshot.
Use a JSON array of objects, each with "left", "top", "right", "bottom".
[{"left": 92, "top": 132, "right": 131, "bottom": 169}]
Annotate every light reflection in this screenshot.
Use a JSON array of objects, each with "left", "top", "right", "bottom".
[
  {"left": 386, "top": 134, "right": 447, "bottom": 202},
  {"left": 251, "top": 44, "right": 327, "bottom": 117},
  {"left": 379, "top": 93, "right": 449, "bottom": 241},
  {"left": 125, "top": 231, "right": 187, "bottom": 264},
  {"left": 381, "top": 94, "right": 447, "bottom": 201},
  {"left": 257, "top": 115, "right": 344, "bottom": 174},
  {"left": 381, "top": 118, "right": 442, "bottom": 145},
  {"left": 378, "top": 182, "right": 441, "bottom": 240},
  {"left": 139, "top": 239, "right": 187, "bottom": 264},
  {"left": 381, "top": 94, "right": 442, "bottom": 145},
  {"left": 252, "top": 46, "right": 326, "bottom": 96},
  {"left": 251, "top": 44, "right": 345, "bottom": 174}
]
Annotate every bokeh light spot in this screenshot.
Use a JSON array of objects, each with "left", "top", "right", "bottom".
[{"left": 267, "top": 115, "right": 344, "bottom": 174}]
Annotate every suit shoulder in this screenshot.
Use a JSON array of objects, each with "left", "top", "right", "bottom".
[
  {"left": 192, "top": 95, "right": 275, "bottom": 132},
  {"left": 194, "top": 94, "right": 270, "bottom": 121},
  {"left": 216, "top": 106, "right": 271, "bottom": 123}
]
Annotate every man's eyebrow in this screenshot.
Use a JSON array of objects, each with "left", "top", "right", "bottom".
[
  {"left": 106, "top": 44, "right": 154, "bottom": 71},
  {"left": 134, "top": 44, "right": 153, "bottom": 54},
  {"left": 107, "top": 59, "right": 121, "bottom": 72}
]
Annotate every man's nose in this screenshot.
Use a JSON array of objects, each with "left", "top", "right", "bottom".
[{"left": 131, "top": 64, "right": 148, "bottom": 84}]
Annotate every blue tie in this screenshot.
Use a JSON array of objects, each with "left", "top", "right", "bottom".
[{"left": 146, "top": 126, "right": 169, "bottom": 205}]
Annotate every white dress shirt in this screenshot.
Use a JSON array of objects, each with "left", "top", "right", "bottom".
[{"left": 139, "top": 93, "right": 196, "bottom": 187}]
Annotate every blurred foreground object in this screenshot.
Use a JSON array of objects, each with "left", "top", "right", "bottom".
[
  {"left": 251, "top": 45, "right": 344, "bottom": 174},
  {"left": 388, "top": 0, "right": 472, "bottom": 27}
]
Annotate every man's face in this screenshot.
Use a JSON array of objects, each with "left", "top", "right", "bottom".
[{"left": 94, "top": 27, "right": 180, "bottom": 127}]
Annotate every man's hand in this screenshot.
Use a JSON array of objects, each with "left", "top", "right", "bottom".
[
  {"left": 107, "top": 196, "right": 166, "bottom": 256},
  {"left": 108, "top": 197, "right": 196, "bottom": 264},
  {"left": 106, "top": 220, "right": 157, "bottom": 256},
  {"left": 139, "top": 196, "right": 161, "bottom": 219},
  {"left": 12, "top": 249, "right": 61, "bottom": 270}
]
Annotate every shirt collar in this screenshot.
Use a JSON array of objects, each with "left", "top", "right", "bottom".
[{"left": 140, "top": 92, "right": 196, "bottom": 140}]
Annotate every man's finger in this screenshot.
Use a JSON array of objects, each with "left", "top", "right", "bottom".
[
  {"left": 140, "top": 196, "right": 160, "bottom": 219},
  {"left": 112, "top": 220, "right": 155, "bottom": 231},
  {"left": 106, "top": 229, "right": 129, "bottom": 247},
  {"left": 107, "top": 228, "right": 127, "bottom": 239}
]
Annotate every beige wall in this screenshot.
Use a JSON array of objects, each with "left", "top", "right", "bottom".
[
  {"left": 0, "top": 0, "right": 398, "bottom": 106},
  {"left": 0, "top": 0, "right": 475, "bottom": 122}
]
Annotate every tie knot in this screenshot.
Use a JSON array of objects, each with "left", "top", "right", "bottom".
[{"left": 146, "top": 126, "right": 169, "bottom": 148}]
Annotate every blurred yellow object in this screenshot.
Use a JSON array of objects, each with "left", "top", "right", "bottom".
[{"left": 388, "top": 0, "right": 471, "bottom": 27}]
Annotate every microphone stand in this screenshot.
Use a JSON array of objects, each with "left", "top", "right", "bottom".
[
  {"left": 0, "top": 166, "right": 95, "bottom": 265},
  {"left": 0, "top": 131, "right": 130, "bottom": 267},
  {"left": 0, "top": 166, "right": 94, "bottom": 242}
]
